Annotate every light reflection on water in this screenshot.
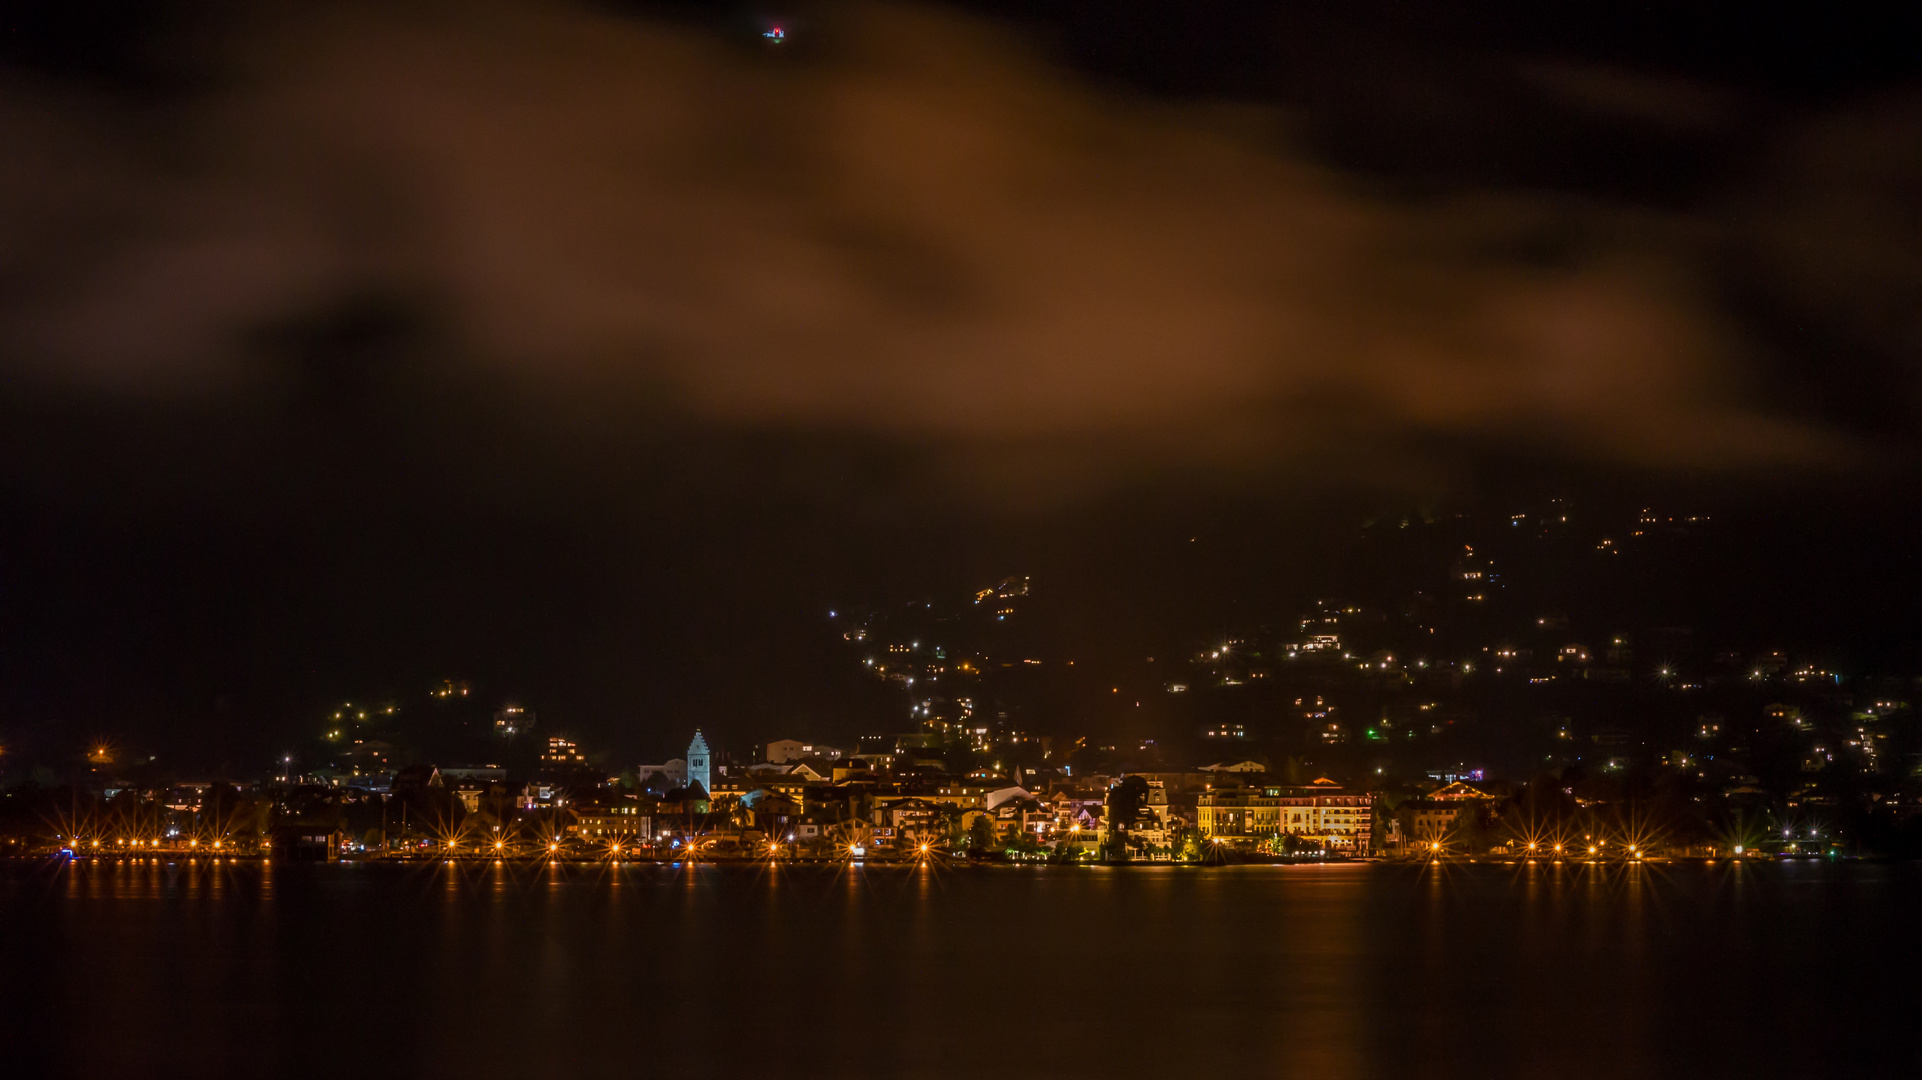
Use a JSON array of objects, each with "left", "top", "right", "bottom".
[{"left": 1, "top": 859, "right": 1915, "bottom": 1079}]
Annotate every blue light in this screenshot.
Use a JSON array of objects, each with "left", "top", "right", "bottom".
[{"left": 763, "top": 27, "right": 785, "bottom": 42}]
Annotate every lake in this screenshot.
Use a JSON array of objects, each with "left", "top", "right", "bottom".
[{"left": 2, "top": 858, "right": 1916, "bottom": 1078}]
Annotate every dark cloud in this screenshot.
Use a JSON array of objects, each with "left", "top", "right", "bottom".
[
  {"left": 1728, "top": 93, "right": 1922, "bottom": 434},
  {"left": 4, "top": 0, "right": 1905, "bottom": 500}
]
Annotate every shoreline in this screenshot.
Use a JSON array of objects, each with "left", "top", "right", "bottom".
[{"left": 5, "top": 852, "right": 1862, "bottom": 868}]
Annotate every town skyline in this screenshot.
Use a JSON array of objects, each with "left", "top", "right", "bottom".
[{"left": 5, "top": 5, "right": 1919, "bottom": 1077}]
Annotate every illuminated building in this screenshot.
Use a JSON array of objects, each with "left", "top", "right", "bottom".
[
  {"left": 765, "top": 739, "right": 843, "bottom": 764},
  {"left": 1197, "top": 781, "right": 1377, "bottom": 854},
  {"left": 572, "top": 804, "right": 650, "bottom": 842},
  {"left": 1393, "top": 781, "right": 1497, "bottom": 853},
  {"left": 1196, "top": 787, "right": 1282, "bottom": 837},
  {"left": 687, "top": 730, "right": 711, "bottom": 796},
  {"left": 493, "top": 706, "right": 534, "bottom": 735},
  {"left": 542, "top": 736, "right": 586, "bottom": 767}
]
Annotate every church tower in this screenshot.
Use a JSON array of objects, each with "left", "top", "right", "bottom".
[{"left": 687, "top": 730, "right": 711, "bottom": 795}]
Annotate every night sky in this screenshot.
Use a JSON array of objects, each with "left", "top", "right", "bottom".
[{"left": 2, "top": 1, "right": 1919, "bottom": 770}]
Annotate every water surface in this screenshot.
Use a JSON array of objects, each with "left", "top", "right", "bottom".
[{"left": 2, "top": 859, "right": 1914, "bottom": 1078}]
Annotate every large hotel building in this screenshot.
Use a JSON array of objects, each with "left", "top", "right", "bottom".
[{"left": 1196, "top": 781, "right": 1376, "bottom": 854}]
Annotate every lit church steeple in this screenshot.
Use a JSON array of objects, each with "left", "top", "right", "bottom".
[{"left": 687, "top": 730, "right": 711, "bottom": 796}]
